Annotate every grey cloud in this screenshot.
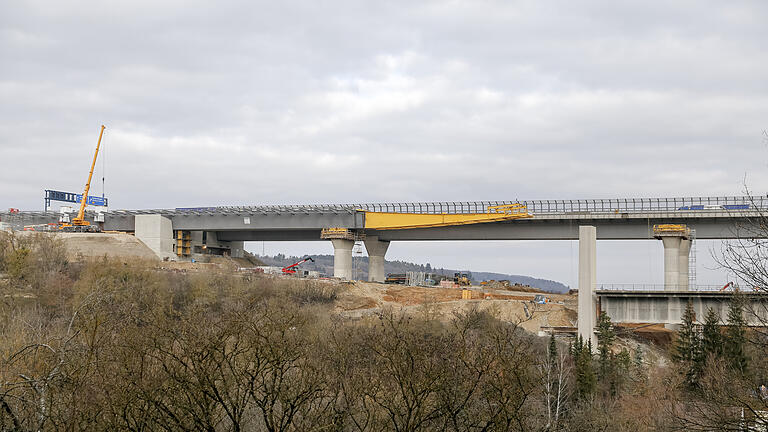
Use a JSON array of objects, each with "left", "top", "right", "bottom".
[{"left": 1, "top": 0, "right": 766, "bottom": 283}]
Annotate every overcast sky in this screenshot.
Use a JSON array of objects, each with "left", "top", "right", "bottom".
[{"left": 2, "top": 1, "right": 767, "bottom": 287}]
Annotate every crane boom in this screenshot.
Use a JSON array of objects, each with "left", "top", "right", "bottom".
[
  {"left": 282, "top": 256, "right": 315, "bottom": 274},
  {"left": 72, "top": 125, "right": 105, "bottom": 226}
]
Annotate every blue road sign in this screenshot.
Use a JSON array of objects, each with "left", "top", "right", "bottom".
[
  {"left": 75, "top": 194, "right": 108, "bottom": 206},
  {"left": 45, "top": 189, "right": 108, "bottom": 208}
]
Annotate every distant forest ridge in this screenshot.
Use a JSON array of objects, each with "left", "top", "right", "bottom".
[{"left": 254, "top": 254, "right": 569, "bottom": 293}]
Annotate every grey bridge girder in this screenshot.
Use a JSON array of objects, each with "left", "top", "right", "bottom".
[
  {"left": 598, "top": 291, "right": 768, "bottom": 325},
  {"left": 7, "top": 211, "right": 364, "bottom": 233},
  {"left": 213, "top": 217, "right": 748, "bottom": 242},
  {"left": 364, "top": 217, "right": 749, "bottom": 241},
  {"left": 2, "top": 212, "right": 761, "bottom": 241},
  {"left": 217, "top": 230, "right": 324, "bottom": 242},
  {"left": 108, "top": 212, "right": 363, "bottom": 232}
]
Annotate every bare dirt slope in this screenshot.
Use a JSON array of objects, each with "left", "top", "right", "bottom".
[
  {"left": 55, "top": 233, "right": 158, "bottom": 261},
  {"left": 335, "top": 282, "right": 577, "bottom": 333}
]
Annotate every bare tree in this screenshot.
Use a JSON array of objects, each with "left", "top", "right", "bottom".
[{"left": 540, "top": 337, "right": 570, "bottom": 431}]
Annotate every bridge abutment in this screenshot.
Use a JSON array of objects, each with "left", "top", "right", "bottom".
[
  {"left": 578, "top": 225, "right": 597, "bottom": 348},
  {"left": 364, "top": 236, "right": 390, "bottom": 283},
  {"left": 331, "top": 239, "right": 354, "bottom": 280},
  {"left": 135, "top": 214, "right": 176, "bottom": 260}
]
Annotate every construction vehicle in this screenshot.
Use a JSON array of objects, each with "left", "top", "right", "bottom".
[
  {"left": 720, "top": 281, "right": 735, "bottom": 292},
  {"left": 385, "top": 273, "right": 407, "bottom": 284},
  {"left": 282, "top": 256, "right": 315, "bottom": 274},
  {"left": 532, "top": 294, "right": 550, "bottom": 304},
  {"left": 59, "top": 125, "right": 106, "bottom": 232},
  {"left": 454, "top": 272, "right": 471, "bottom": 286}
]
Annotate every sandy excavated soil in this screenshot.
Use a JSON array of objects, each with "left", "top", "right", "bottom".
[
  {"left": 334, "top": 282, "right": 577, "bottom": 333},
  {"left": 20, "top": 232, "right": 256, "bottom": 269},
  {"left": 55, "top": 233, "right": 159, "bottom": 261}
]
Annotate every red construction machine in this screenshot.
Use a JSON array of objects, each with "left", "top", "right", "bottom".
[{"left": 282, "top": 256, "right": 315, "bottom": 274}]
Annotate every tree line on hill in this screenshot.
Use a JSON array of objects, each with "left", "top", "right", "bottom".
[
  {"left": 255, "top": 253, "right": 569, "bottom": 292},
  {"left": 1, "top": 232, "right": 768, "bottom": 430}
]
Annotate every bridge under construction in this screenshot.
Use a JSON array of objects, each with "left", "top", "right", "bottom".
[
  {"left": 2, "top": 195, "right": 766, "bottom": 281},
  {"left": 4, "top": 194, "right": 768, "bottom": 347}
]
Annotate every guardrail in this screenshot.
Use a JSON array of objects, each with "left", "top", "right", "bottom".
[
  {"left": 356, "top": 196, "right": 767, "bottom": 215},
  {"left": 3, "top": 196, "right": 767, "bottom": 217},
  {"left": 597, "top": 284, "right": 737, "bottom": 292}
]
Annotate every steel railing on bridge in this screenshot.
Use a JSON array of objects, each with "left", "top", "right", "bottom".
[
  {"left": 4, "top": 196, "right": 768, "bottom": 217},
  {"left": 352, "top": 196, "right": 767, "bottom": 215},
  {"left": 597, "top": 284, "right": 742, "bottom": 292}
]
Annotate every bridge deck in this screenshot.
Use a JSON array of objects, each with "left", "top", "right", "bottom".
[{"left": 2, "top": 196, "right": 766, "bottom": 241}]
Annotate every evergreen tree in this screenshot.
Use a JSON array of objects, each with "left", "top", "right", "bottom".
[
  {"left": 549, "top": 333, "right": 558, "bottom": 364},
  {"left": 632, "top": 345, "right": 646, "bottom": 383},
  {"left": 701, "top": 307, "right": 723, "bottom": 360},
  {"left": 673, "top": 300, "right": 702, "bottom": 389},
  {"left": 595, "top": 311, "right": 615, "bottom": 379},
  {"left": 724, "top": 296, "right": 748, "bottom": 374},
  {"left": 613, "top": 348, "right": 632, "bottom": 394},
  {"left": 572, "top": 335, "right": 596, "bottom": 400},
  {"left": 633, "top": 345, "right": 643, "bottom": 369}
]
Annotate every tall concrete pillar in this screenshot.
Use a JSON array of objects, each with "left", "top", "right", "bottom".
[
  {"left": 678, "top": 239, "right": 691, "bottom": 290},
  {"left": 364, "top": 236, "right": 390, "bottom": 283},
  {"left": 578, "top": 226, "right": 597, "bottom": 348},
  {"left": 661, "top": 236, "right": 681, "bottom": 291},
  {"left": 331, "top": 239, "right": 354, "bottom": 280}
]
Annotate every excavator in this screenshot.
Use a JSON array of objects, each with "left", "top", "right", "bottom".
[
  {"left": 60, "top": 125, "right": 105, "bottom": 232},
  {"left": 454, "top": 272, "right": 471, "bottom": 286},
  {"left": 282, "top": 256, "right": 315, "bottom": 274}
]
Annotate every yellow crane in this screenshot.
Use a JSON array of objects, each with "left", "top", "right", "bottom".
[{"left": 60, "top": 125, "right": 105, "bottom": 232}]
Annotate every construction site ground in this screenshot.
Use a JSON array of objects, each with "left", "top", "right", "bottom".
[
  {"left": 32, "top": 232, "right": 159, "bottom": 261},
  {"left": 336, "top": 282, "right": 576, "bottom": 333},
  {"left": 18, "top": 232, "right": 672, "bottom": 362},
  {"left": 332, "top": 281, "right": 671, "bottom": 364}
]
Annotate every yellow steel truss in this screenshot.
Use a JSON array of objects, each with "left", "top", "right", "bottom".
[{"left": 362, "top": 204, "right": 532, "bottom": 230}]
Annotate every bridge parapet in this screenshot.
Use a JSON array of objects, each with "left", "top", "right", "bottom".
[
  {"left": 2, "top": 195, "right": 766, "bottom": 218},
  {"left": 596, "top": 284, "right": 736, "bottom": 293},
  {"left": 354, "top": 195, "right": 765, "bottom": 215}
]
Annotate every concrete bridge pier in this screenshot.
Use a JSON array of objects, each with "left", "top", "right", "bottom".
[
  {"left": 655, "top": 224, "right": 692, "bottom": 291},
  {"left": 678, "top": 239, "right": 691, "bottom": 290},
  {"left": 364, "top": 236, "right": 390, "bottom": 283},
  {"left": 661, "top": 236, "right": 682, "bottom": 290},
  {"left": 577, "top": 225, "right": 598, "bottom": 348},
  {"left": 331, "top": 239, "right": 354, "bottom": 280}
]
